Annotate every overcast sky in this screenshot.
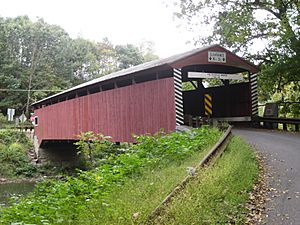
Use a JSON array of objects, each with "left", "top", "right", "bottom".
[{"left": 0, "top": 0, "right": 195, "bottom": 57}]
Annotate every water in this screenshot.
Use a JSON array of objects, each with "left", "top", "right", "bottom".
[{"left": 0, "top": 182, "right": 35, "bottom": 206}]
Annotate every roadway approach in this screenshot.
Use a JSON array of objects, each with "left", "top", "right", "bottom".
[{"left": 234, "top": 128, "right": 300, "bottom": 225}]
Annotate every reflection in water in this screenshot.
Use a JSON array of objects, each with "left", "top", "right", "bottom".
[{"left": 0, "top": 182, "right": 35, "bottom": 206}]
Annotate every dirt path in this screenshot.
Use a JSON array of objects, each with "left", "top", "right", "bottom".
[{"left": 234, "top": 128, "right": 300, "bottom": 225}]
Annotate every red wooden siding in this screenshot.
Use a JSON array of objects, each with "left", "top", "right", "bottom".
[{"left": 34, "top": 78, "right": 176, "bottom": 144}]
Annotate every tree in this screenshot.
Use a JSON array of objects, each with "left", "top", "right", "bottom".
[
  {"left": 174, "top": 0, "right": 300, "bottom": 116},
  {"left": 115, "top": 44, "right": 145, "bottom": 69},
  {"left": 0, "top": 15, "right": 159, "bottom": 116},
  {"left": 70, "top": 38, "right": 100, "bottom": 83},
  {"left": 115, "top": 41, "right": 159, "bottom": 70},
  {"left": 96, "top": 38, "right": 119, "bottom": 77},
  {"left": 138, "top": 40, "right": 159, "bottom": 62},
  {"left": 0, "top": 16, "right": 74, "bottom": 114}
]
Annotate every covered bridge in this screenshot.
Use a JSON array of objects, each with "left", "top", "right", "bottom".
[{"left": 32, "top": 44, "right": 258, "bottom": 146}]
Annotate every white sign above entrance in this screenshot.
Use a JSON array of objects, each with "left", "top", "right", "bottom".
[
  {"left": 188, "top": 72, "right": 243, "bottom": 80},
  {"left": 208, "top": 51, "right": 226, "bottom": 63}
]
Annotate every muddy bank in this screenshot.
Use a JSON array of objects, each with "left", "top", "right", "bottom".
[
  {"left": 0, "top": 175, "right": 65, "bottom": 185},
  {"left": 0, "top": 177, "right": 38, "bottom": 184}
]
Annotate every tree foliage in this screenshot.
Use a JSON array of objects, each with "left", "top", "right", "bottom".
[
  {"left": 0, "top": 16, "right": 158, "bottom": 115},
  {"left": 0, "top": 127, "right": 221, "bottom": 224},
  {"left": 175, "top": 0, "right": 300, "bottom": 116}
]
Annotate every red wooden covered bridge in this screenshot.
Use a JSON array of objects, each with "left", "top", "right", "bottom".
[{"left": 32, "top": 44, "right": 258, "bottom": 147}]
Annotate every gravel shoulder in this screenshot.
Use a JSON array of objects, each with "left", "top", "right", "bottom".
[{"left": 234, "top": 128, "right": 300, "bottom": 225}]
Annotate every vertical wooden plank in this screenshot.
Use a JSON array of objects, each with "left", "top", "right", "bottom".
[{"left": 33, "top": 77, "right": 176, "bottom": 144}]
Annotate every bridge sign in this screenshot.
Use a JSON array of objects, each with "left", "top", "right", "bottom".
[
  {"left": 188, "top": 72, "right": 243, "bottom": 80},
  {"left": 208, "top": 51, "right": 226, "bottom": 63},
  {"left": 19, "top": 113, "right": 27, "bottom": 123},
  {"left": 7, "top": 108, "right": 15, "bottom": 121}
]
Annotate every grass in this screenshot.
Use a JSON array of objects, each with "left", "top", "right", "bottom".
[
  {"left": 0, "top": 129, "right": 258, "bottom": 225},
  {"left": 153, "top": 136, "right": 259, "bottom": 225},
  {"left": 0, "top": 127, "right": 222, "bottom": 225},
  {"left": 75, "top": 146, "right": 215, "bottom": 224}
]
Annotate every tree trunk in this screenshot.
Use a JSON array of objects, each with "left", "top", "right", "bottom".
[{"left": 25, "top": 43, "right": 39, "bottom": 117}]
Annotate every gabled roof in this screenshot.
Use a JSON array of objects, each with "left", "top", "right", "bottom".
[{"left": 32, "top": 44, "right": 258, "bottom": 106}]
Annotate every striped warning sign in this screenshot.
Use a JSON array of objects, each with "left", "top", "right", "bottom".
[
  {"left": 173, "top": 68, "right": 184, "bottom": 125},
  {"left": 204, "top": 94, "right": 212, "bottom": 117},
  {"left": 250, "top": 73, "right": 258, "bottom": 116}
]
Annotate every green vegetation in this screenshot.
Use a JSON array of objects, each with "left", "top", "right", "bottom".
[
  {"left": 74, "top": 131, "right": 125, "bottom": 169},
  {"left": 0, "top": 16, "right": 158, "bottom": 116},
  {"left": 0, "top": 114, "right": 15, "bottom": 129},
  {"left": 271, "top": 83, "right": 300, "bottom": 118},
  {"left": 75, "top": 134, "right": 219, "bottom": 224},
  {"left": 0, "top": 130, "right": 35, "bottom": 178},
  {"left": 0, "top": 128, "right": 259, "bottom": 225},
  {"left": 0, "top": 127, "right": 222, "bottom": 225},
  {"left": 0, "top": 129, "right": 69, "bottom": 179},
  {"left": 153, "top": 136, "right": 259, "bottom": 225}
]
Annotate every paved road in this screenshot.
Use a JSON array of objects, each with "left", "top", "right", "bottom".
[{"left": 233, "top": 128, "right": 300, "bottom": 225}]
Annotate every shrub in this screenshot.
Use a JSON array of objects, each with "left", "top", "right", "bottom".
[
  {"left": 0, "top": 127, "right": 222, "bottom": 224},
  {"left": 74, "top": 131, "right": 113, "bottom": 167},
  {"left": 0, "top": 113, "right": 7, "bottom": 128},
  {"left": 0, "top": 113, "right": 15, "bottom": 129},
  {"left": 75, "top": 131, "right": 129, "bottom": 169},
  {"left": 15, "top": 164, "right": 37, "bottom": 177},
  {"left": 0, "top": 130, "right": 33, "bottom": 177},
  {"left": 0, "top": 130, "right": 32, "bottom": 148}
]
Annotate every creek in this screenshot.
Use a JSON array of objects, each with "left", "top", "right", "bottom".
[{"left": 0, "top": 182, "right": 35, "bottom": 206}]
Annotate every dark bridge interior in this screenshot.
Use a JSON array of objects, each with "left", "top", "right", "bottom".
[
  {"left": 183, "top": 82, "right": 251, "bottom": 118},
  {"left": 181, "top": 64, "right": 252, "bottom": 119}
]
